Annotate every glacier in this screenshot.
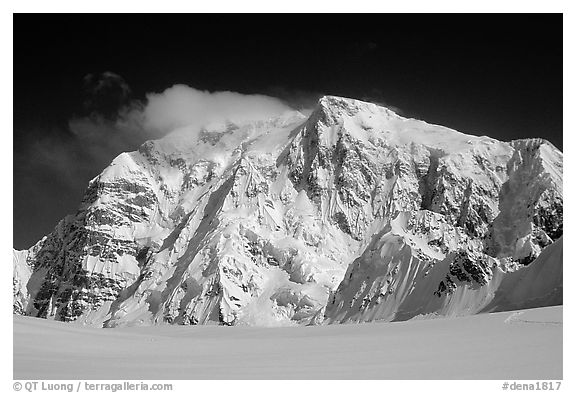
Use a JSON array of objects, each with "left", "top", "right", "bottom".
[
  {"left": 13, "top": 95, "right": 563, "bottom": 327},
  {"left": 14, "top": 306, "right": 562, "bottom": 379}
]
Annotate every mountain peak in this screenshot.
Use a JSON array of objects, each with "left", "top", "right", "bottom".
[
  {"left": 13, "top": 93, "right": 563, "bottom": 327},
  {"left": 315, "top": 95, "right": 399, "bottom": 119}
]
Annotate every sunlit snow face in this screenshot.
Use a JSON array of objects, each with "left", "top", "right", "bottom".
[{"left": 13, "top": 95, "right": 563, "bottom": 337}]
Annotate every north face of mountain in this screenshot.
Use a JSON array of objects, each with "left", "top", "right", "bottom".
[{"left": 13, "top": 96, "right": 563, "bottom": 326}]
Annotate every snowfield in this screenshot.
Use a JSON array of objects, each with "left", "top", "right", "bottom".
[{"left": 14, "top": 305, "right": 562, "bottom": 380}]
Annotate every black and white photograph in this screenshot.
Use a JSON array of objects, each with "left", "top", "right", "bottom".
[{"left": 6, "top": 6, "right": 570, "bottom": 390}]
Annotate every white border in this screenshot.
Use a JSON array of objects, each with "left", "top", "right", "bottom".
[{"left": 2, "top": 4, "right": 573, "bottom": 392}]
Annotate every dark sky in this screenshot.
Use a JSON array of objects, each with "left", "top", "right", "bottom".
[{"left": 14, "top": 14, "right": 563, "bottom": 249}]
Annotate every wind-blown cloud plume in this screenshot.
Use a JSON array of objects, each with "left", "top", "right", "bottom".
[
  {"left": 140, "top": 84, "right": 292, "bottom": 136},
  {"left": 68, "top": 80, "right": 295, "bottom": 160}
]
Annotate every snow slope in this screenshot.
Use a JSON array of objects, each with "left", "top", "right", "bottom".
[
  {"left": 484, "top": 236, "right": 563, "bottom": 312},
  {"left": 13, "top": 306, "right": 562, "bottom": 379},
  {"left": 13, "top": 95, "right": 563, "bottom": 327}
]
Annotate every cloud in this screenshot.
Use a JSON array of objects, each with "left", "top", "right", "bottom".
[
  {"left": 82, "top": 72, "right": 132, "bottom": 120},
  {"left": 139, "top": 85, "right": 292, "bottom": 136},
  {"left": 64, "top": 83, "right": 293, "bottom": 168}
]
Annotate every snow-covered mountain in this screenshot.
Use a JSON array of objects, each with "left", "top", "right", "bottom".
[{"left": 13, "top": 96, "right": 563, "bottom": 327}]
